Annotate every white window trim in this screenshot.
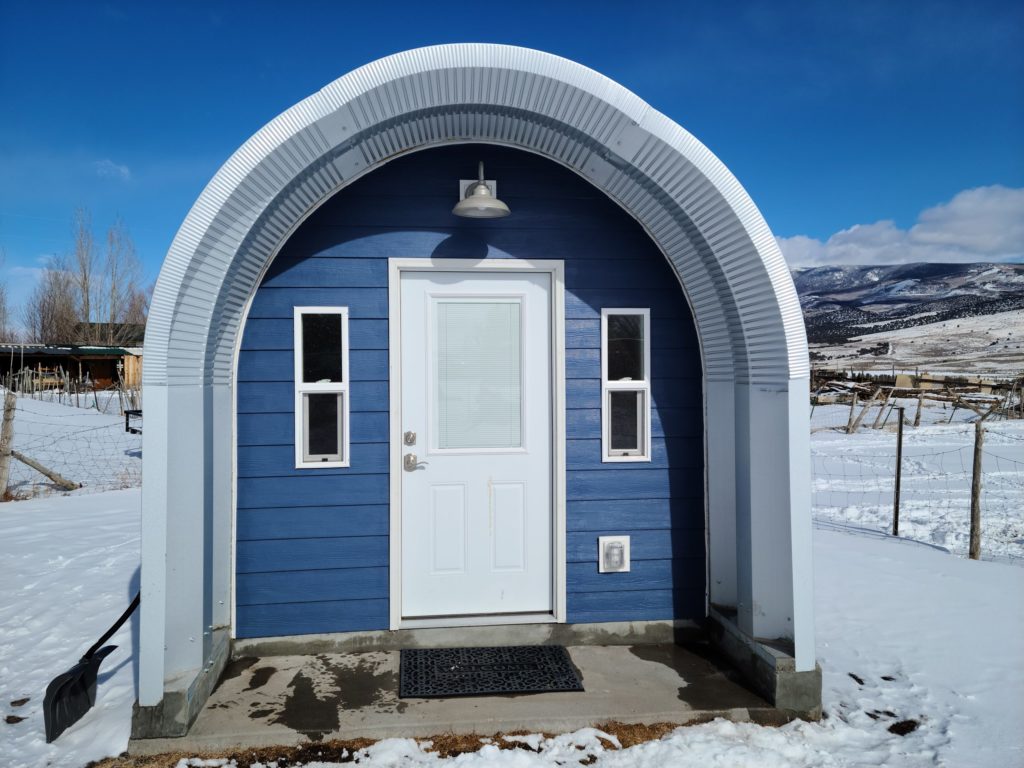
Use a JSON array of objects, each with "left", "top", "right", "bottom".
[
  {"left": 601, "top": 307, "right": 652, "bottom": 463},
  {"left": 293, "top": 306, "right": 350, "bottom": 468}
]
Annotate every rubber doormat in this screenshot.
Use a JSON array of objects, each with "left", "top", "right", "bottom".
[{"left": 399, "top": 645, "right": 584, "bottom": 698}]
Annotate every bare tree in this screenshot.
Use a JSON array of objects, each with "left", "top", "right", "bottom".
[
  {"left": 23, "top": 255, "right": 78, "bottom": 344},
  {"left": 97, "top": 218, "right": 147, "bottom": 345},
  {"left": 0, "top": 247, "right": 14, "bottom": 342},
  {"left": 71, "top": 208, "right": 97, "bottom": 335},
  {"left": 21, "top": 211, "right": 148, "bottom": 345}
]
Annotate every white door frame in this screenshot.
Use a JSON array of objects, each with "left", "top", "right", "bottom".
[{"left": 388, "top": 258, "right": 567, "bottom": 630}]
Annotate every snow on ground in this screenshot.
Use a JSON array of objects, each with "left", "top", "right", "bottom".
[
  {"left": 7, "top": 394, "right": 141, "bottom": 497},
  {"left": 810, "top": 307, "right": 1024, "bottom": 374},
  {"left": 1, "top": 397, "right": 1022, "bottom": 766},
  {"left": 0, "top": 489, "right": 140, "bottom": 768},
  {"left": 811, "top": 400, "right": 1024, "bottom": 563}
]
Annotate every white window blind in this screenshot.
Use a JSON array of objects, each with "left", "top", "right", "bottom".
[{"left": 435, "top": 299, "right": 523, "bottom": 450}]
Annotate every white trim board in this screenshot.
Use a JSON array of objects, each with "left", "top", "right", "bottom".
[{"left": 388, "top": 258, "right": 567, "bottom": 630}]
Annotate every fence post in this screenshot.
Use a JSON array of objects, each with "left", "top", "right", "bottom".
[
  {"left": 0, "top": 389, "right": 16, "bottom": 498},
  {"left": 846, "top": 392, "right": 859, "bottom": 433},
  {"left": 893, "top": 407, "right": 904, "bottom": 536},
  {"left": 969, "top": 420, "right": 984, "bottom": 560},
  {"left": 914, "top": 393, "right": 924, "bottom": 427}
]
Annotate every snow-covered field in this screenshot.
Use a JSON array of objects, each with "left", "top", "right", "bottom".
[
  {"left": 811, "top": 400, "right": 1024, "bottom": 563},
  {"left": 810, "top": 308, "right": 1024, "bottom": 374},
  {"left": 1, "top": 397, "right": 1022, "bottom": 767},
  {"left": 6, "top": 395, "right": 141, "bottom": 497}
]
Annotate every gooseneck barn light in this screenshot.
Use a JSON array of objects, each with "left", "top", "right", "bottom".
[{"left": 452, "top": 161, "right": 510, "bottom": 218}]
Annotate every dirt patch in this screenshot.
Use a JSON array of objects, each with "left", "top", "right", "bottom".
[
  {"left": 9, "top": 697, "right": 29, "bottom": 707},
  {"left": 89, "top": 721, "right": 696, "bottom": 767},
  {"left": 888, "top": 719, "right": 919, "bottom": 736},
  {"left": 4, "top": 715, "right": 25, "bottom": 724}
]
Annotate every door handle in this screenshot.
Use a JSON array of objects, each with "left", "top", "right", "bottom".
[{"left": 404, "top": 453, "right": 421, "bottom": 471}]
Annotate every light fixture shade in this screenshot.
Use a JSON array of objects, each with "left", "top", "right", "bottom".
[{"left": 453, "top": 162, "right": 511, "bottom": 218}]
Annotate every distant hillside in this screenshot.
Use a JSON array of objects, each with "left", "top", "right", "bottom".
[{"left": 791, "top": 262, "right": 1024, "bottom": 344}]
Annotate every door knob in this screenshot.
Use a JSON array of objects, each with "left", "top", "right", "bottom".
[{"left": 403, "top": 453, "right": 418, "bottom": 471}]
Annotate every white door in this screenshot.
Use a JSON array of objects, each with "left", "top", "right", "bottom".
[{"left": 399, "top": 269, "right": 553, "bottom": 619}]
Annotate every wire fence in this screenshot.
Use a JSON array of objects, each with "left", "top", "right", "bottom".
[
  {"left": 4, "top": 394, "right": 141, "bottom": 497},
  {"left": 810, "top": 400, "right": 1024, "bottom": 564}
]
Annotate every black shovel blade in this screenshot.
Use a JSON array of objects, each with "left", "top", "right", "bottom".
[{"left": 43, "top": 645, "right": 116, "bottom": 743}]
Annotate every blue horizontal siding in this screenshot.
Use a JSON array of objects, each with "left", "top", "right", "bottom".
[
  {"left": 236, "top": 381, "right": 389, "bottom": 415},
  {"left": 567, "top": 558, "right": 704, "bottom": 594},
  {"left": 237, "top": 536, "right": 389, "bottom": 573},
  {"left": 566, "top": 529, "right": 705, "bottom": 562},
  {"left": 237, "top": 443, "right": 389, "bottom": 477},
  {"left": 237, "top": 505, "right": 388, "bottom": 541},
  {"left": 237, "top": 412, "right": 388, "bottom": 446},
  {"left": 235, "top": 144, "right": 705, "bottom": 638},
  {"left": 239, "top": 349, "right": 388, "bottom": 382},
  {"left": 567, "top": 407, "right": 701, "bottom": 439},
  {"left": 242, "top": 318, "right": 389, "bottom": 351},
  {"left": 566, "top": 498, "right": 704, "bottom": 532},
  {"left": 567, "top": 438, "right": 702, "bottom": 470},
  {"left": 238, "top": 474, "right": 388, "bottom": 508},
  {"left": 236, "top": 599, "right": 389, "bottom": 639},
  {"left": 249, "top": 287, "right": 389, "bottom": 319},
  {"left": 237, "top": 566, "right": 388, "bottom": 605},
  {"left": 565, "top": 378, "right": 701, "bottom": 410}
]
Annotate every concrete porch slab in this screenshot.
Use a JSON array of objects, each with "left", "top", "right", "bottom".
[{"left": 129, "top": 642, "right": 789, "bottom": 755}]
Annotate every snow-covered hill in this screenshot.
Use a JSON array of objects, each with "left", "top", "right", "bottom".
[{"left": 793, "top": 262, "right": 1024, "bottom": 345}]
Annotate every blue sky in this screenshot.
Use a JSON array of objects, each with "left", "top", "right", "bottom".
[{"left": 1, "top": 0, "right": 1022, "bottom": 306}]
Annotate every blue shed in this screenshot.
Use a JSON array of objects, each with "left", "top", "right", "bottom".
[{"left": 134, "top": 44, "right": 818, "bottom": 737}]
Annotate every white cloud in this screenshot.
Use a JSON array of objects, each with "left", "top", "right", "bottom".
[
  {"left": 92, "top": 158, "right": 132, "bottom": 182},
  {"left": 777, "top": 185, "right": 1024, "bottom": 267}
]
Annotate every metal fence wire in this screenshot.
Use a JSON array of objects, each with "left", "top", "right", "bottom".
[
  {"left": 810, "top": 400, "right": 1024, "bottom": 564},
  {"left": 5, "top": 395, "right": 141, "bottom": 497}
]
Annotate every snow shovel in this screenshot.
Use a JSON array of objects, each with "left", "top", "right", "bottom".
[{"left": 43, "top": 592, "right": 140, "bottom": 742}]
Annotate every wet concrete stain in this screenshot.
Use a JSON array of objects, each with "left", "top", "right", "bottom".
[
  {"left": 218, "top": 657, "right": 258, "bottom": 687},
  {"left": 335, "top": 657, "right": 406, "bottom": 714},
  {"left": 629, "top": 643, "right": 768, "bottom": 709},
  {"left": 246, "top": 666, "right": 277, "bottom": 691},
  {"left": 268, "top": 653, "right": 406, "bottom": 740}
]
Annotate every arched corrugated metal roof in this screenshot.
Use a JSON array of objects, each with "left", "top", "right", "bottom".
[{"left": 144, "top": 43, "right": 808, "bottom": 387}]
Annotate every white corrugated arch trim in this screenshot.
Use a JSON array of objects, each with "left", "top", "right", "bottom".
[{"left": 144, "top": 43, "right": 808, "bottom": 387}]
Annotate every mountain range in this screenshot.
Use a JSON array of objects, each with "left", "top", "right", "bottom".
[{"left": 791, "top": 262, "right": 1024, "bottom": 344}]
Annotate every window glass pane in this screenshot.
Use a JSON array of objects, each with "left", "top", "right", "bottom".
[
  {"left": 302, "top": 313, "right": 343, "bottom": 383},
  {"left": 610, "top": 390, "right": 643, "bottom": 452},
  {"left": 436, "top": 300, "right": 522, "bottom": 449},
  {"left": 607, "top": 314, "right": 644, "bottom": 381},
  {"left": 304, "top": 392, "right": 342, "bottom": 461}
]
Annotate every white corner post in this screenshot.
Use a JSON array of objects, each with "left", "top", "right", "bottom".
[
  {"left": 734, "top": 377, "right": 815, "bottom": 671},
  {"left": 139, "top": 383, "right": 213, "bottom": 705}
]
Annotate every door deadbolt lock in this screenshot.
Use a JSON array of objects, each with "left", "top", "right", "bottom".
[
  {"left": 403, "top": 453, "right": 418, "bottom": 471},
  {"left": 403, "top": 431, "right": 416, "bottom": 446}
]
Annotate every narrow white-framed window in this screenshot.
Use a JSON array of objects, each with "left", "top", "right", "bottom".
[
  {"left": 601, "top": 308, "right": 651, "bottom": 462},
  {"left": 294, "top": 306, "right": 349, "bottom": 468}
]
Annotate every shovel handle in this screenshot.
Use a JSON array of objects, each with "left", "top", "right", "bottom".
[{"left": 83, "top": 593, "right": 140, "bottom": 661}]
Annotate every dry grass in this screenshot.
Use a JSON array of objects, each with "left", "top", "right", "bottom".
[{"left": 87, "top": 721, "right": 690, "bottom": 767}]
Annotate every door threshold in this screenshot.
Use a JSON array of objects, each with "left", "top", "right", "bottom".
[{"left": 399, "top": 612, "right": 557, "bottom": 630}]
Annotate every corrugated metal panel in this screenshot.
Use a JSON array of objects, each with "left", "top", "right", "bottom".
[{"left": 144, "top": 43, "right": 809, "bottom": 388}]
